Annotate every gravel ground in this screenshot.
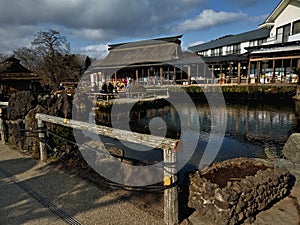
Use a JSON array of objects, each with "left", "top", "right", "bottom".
[
  {"left": 0, "top": 144, "right": 164, "bottom": 225},
  {"left": 2, "top": 143, "right": 300, "bottom": 225}
]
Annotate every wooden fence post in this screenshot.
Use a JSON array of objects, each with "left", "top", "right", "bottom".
[
  {"left": 37, "top": 119, "right": 47, "bottom": 162},
  {"left": 0, "top": 109, "right": 5, "bottom": 144},
  {"left": 34, "top": 113, "right": 179, "bottom": 223},
  {"left": 164, "top": 146, "right": 178, "bottom": 225}
]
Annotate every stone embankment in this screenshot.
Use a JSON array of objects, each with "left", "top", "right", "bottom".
[
  {"left": 185, "top": 158, "right": 292, "bottom": 225},
  {"left": 182, "top": 133, "right": 300, "bottom": 225}
]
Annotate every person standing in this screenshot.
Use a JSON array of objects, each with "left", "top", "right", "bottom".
[
  {"left": 108, "top": 82, "right": 114, "bottom": 93},
  {"left": 101, "top": 82, "right": 108, "bottom": 93}
]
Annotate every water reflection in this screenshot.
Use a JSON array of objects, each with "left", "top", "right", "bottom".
[{"left": 91, "top": 101, "right": 297, "bottom": 170}]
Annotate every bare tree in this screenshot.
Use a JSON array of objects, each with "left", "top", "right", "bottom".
[{"left": 31, "top": 29, "right": 71, "bottom": 87}]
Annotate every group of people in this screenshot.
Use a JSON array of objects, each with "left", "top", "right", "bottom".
[
  {"left": 92, "top": 81, "right": 115, "bottom": 94},
  {"left": 101, "top": 82, "right": 115, "bottom": 94},
  {"left": 92, "top": 77, "right": 134, "bottom": 94}
]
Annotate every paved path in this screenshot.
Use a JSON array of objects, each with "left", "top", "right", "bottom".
[
  {"left": 0, "top": 144, "right": 164, "bottom": 225},
  {"left": 1, "top": 143, "right": 300, "bottom": 225}
]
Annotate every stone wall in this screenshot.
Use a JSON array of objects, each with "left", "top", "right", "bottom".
[
  {"left": 187, "top": 158, "right": 293, "bottom": 225},
  {"left": 4, "top": 91, "right": 75, "bottom": 158}
]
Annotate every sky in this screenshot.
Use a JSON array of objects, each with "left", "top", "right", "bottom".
[{"left": 0, "top": 0, "right": 282, "bottom": 59}]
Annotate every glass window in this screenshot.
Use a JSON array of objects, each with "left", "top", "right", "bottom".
[
  {"left": 293, "top": 20, "right": 300, "bottom": 35},
  {"left": 233, "top": 44, "right": 241, "bottom": 54},
  {"left": 219, "top": 47, "right": 223, "bottom": 56},
  {"left": 283, "top": 24, "right": 291, "bottom": 42},
  {"left": 211, "top": 49, "right": 216, "bottom": 56},
  {"left": 225, "top": 44, "right": 240, "bottom": 54},
  {"left": 276, "top": 27, "right": 283, "bottom": 43},
  {"left": 277, "top": 24, "right": 291, "bottom": 43}
]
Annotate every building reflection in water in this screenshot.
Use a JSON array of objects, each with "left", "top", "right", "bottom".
[
  {"left": 94, "top": 102, "right": 297, "bottom": 146},
  {"left": 87, "top": 101, "right": 298, "bottom": 171}
]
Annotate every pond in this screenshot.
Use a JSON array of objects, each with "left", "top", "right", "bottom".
[{"left": 90, "top": 98, "right": 299, "bottom": 173}]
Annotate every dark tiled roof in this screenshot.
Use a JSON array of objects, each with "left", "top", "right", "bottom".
[
  {"left": 188, "top": 29, "right": 270, "bottom": 53},
  {"left": 108, "top": 35, "right": 183, "bottom": 50},
  {"left": 0, "top": 56, "right": 32, "bottom": 74},
  {"left": 0, "top": 56, "right": 40, "bottom": 80},
  {"left": 98, "top": 35, "right": 184, "bottom": 68}
]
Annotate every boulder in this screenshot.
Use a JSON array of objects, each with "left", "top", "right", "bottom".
[
  {"left": 23, "top": 105, "right": 48, "bottom": 157},
  {"left": 7, "top": 91, "right": 36, "bottom": 120},
  {"left": 48, "top": 94, "right": 73, "bottom": 118},
  {"left": 283, "top": 133, "right": 300, "bottom": 163}
]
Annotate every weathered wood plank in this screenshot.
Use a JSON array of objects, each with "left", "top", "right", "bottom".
[{"left": 35, "top": 113, "right": 176, "bottom": 149}]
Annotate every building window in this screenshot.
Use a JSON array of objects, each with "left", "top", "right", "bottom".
[
  {"left": 258, "top": 39, "right": 267, "bottom": 45},
  {"left": 226, "top": 44, "right": 240, "bottom": 54},
  {"left": 276, "top": 27, "right": 283, "bottom": 43},
  {"left": 211, "top": 49, "right": 216, "bottom": 56},
  {"left": 293, "top": 20, "right": 300, "bottom": 35},
  {"left": 249, "top": 40, "right": 258, "bottom": 47},
  {"left": 277, "top": 23, "right": 291, "bottom": 43},
  {"left": 211, "top": 47, "right": 223, "bottom": 56},
  {"left": 218, "top": 47, "right": 223, "bottom": 56},
  {"left": 197, "top": 51, "right": 208, "bottom": 56}
]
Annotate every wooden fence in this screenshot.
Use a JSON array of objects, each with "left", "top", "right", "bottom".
[
  {"left": 35, "top": 113, "right": 179, "bottom": 225},
  {"left": 0, "top": 102, "right": 8, "bottom": 144}
]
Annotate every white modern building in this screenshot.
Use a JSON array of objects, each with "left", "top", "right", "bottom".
[
  {"left": 259, "top": 0, "right": 300, "bottom": 44},
  {"left": 188, "top": 0, "right": 300, "bottom": 84}
]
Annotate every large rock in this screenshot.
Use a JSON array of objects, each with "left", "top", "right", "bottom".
[
  {"left": 48, "top": 94, "right": 73, "bottom": 118},
  {"left": 23, "top": 105, "right": 48, "bottom": 157},
  {"left": 6, "top": 119, "right": 24, "bottom": 147},
  {"left": 283, "top": 133, "right": 300, "bottom": 163},
  {"left": 7, "top": 91, "right": 36, "bottom": 120}
]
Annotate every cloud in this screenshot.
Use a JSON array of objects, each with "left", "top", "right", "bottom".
[
  {"left": 77, "top": 44, "right": 109, "bottom": 58},
  {"left": 247, "top": 14, "right": 269, "bottom": 23},
  {"left": 71, "top": 29, "right": 110, "bottom": 42},
  {"left": 0, "top": 24, "right": 38, "bottom": 53},
  {"left": 0, "top": 0, "right": 206, "bottom": 32},
  {"left": 174, "top": 9, "right": 247, "bottom": 33},
  {"left": 187, "top": 40, "right": 205, "bottom": 47},
  {"left": 0, "top": 0, "right": 207, "bottom": 53}
]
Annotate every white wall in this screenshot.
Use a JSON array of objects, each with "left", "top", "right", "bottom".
[
  {"left": 269, "top": 3, "right": 300, "bottom": 42},
  {"left": 241, "top": 42, "right": 250, "bottom": 54}
]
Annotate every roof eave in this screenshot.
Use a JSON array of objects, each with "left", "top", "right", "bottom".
[
  {"left": 258, "top": 22, "right": 275, "bottom": 29},
  {"left": 263, "top": 0, "right": 291, "bottom": 24}
]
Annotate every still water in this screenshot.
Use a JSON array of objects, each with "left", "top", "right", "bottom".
[{"left": 94, "top": 99, "right": 299, "bottom": 170}]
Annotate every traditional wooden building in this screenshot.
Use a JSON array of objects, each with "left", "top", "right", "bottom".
[
  {"left": 88, "top": 35, "right": 209, "bottom": 87},
  {"left": 0, "top": 56, "right": 41, "bottom": 97}
]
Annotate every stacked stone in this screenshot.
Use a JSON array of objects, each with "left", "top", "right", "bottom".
[
  {"left": 188, "top": 158, "right": 292, "bottom": 225},
  {"left": 5, "top": 91, "right": 74, "bottom": 157}
]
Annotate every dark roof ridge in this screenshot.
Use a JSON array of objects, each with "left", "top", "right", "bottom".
[
  {"left": 108, "top": 34, "right": 183, "bottom": 50},
  {"left": 188, "top": 28, "right": 270, "bottom": 52}
]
